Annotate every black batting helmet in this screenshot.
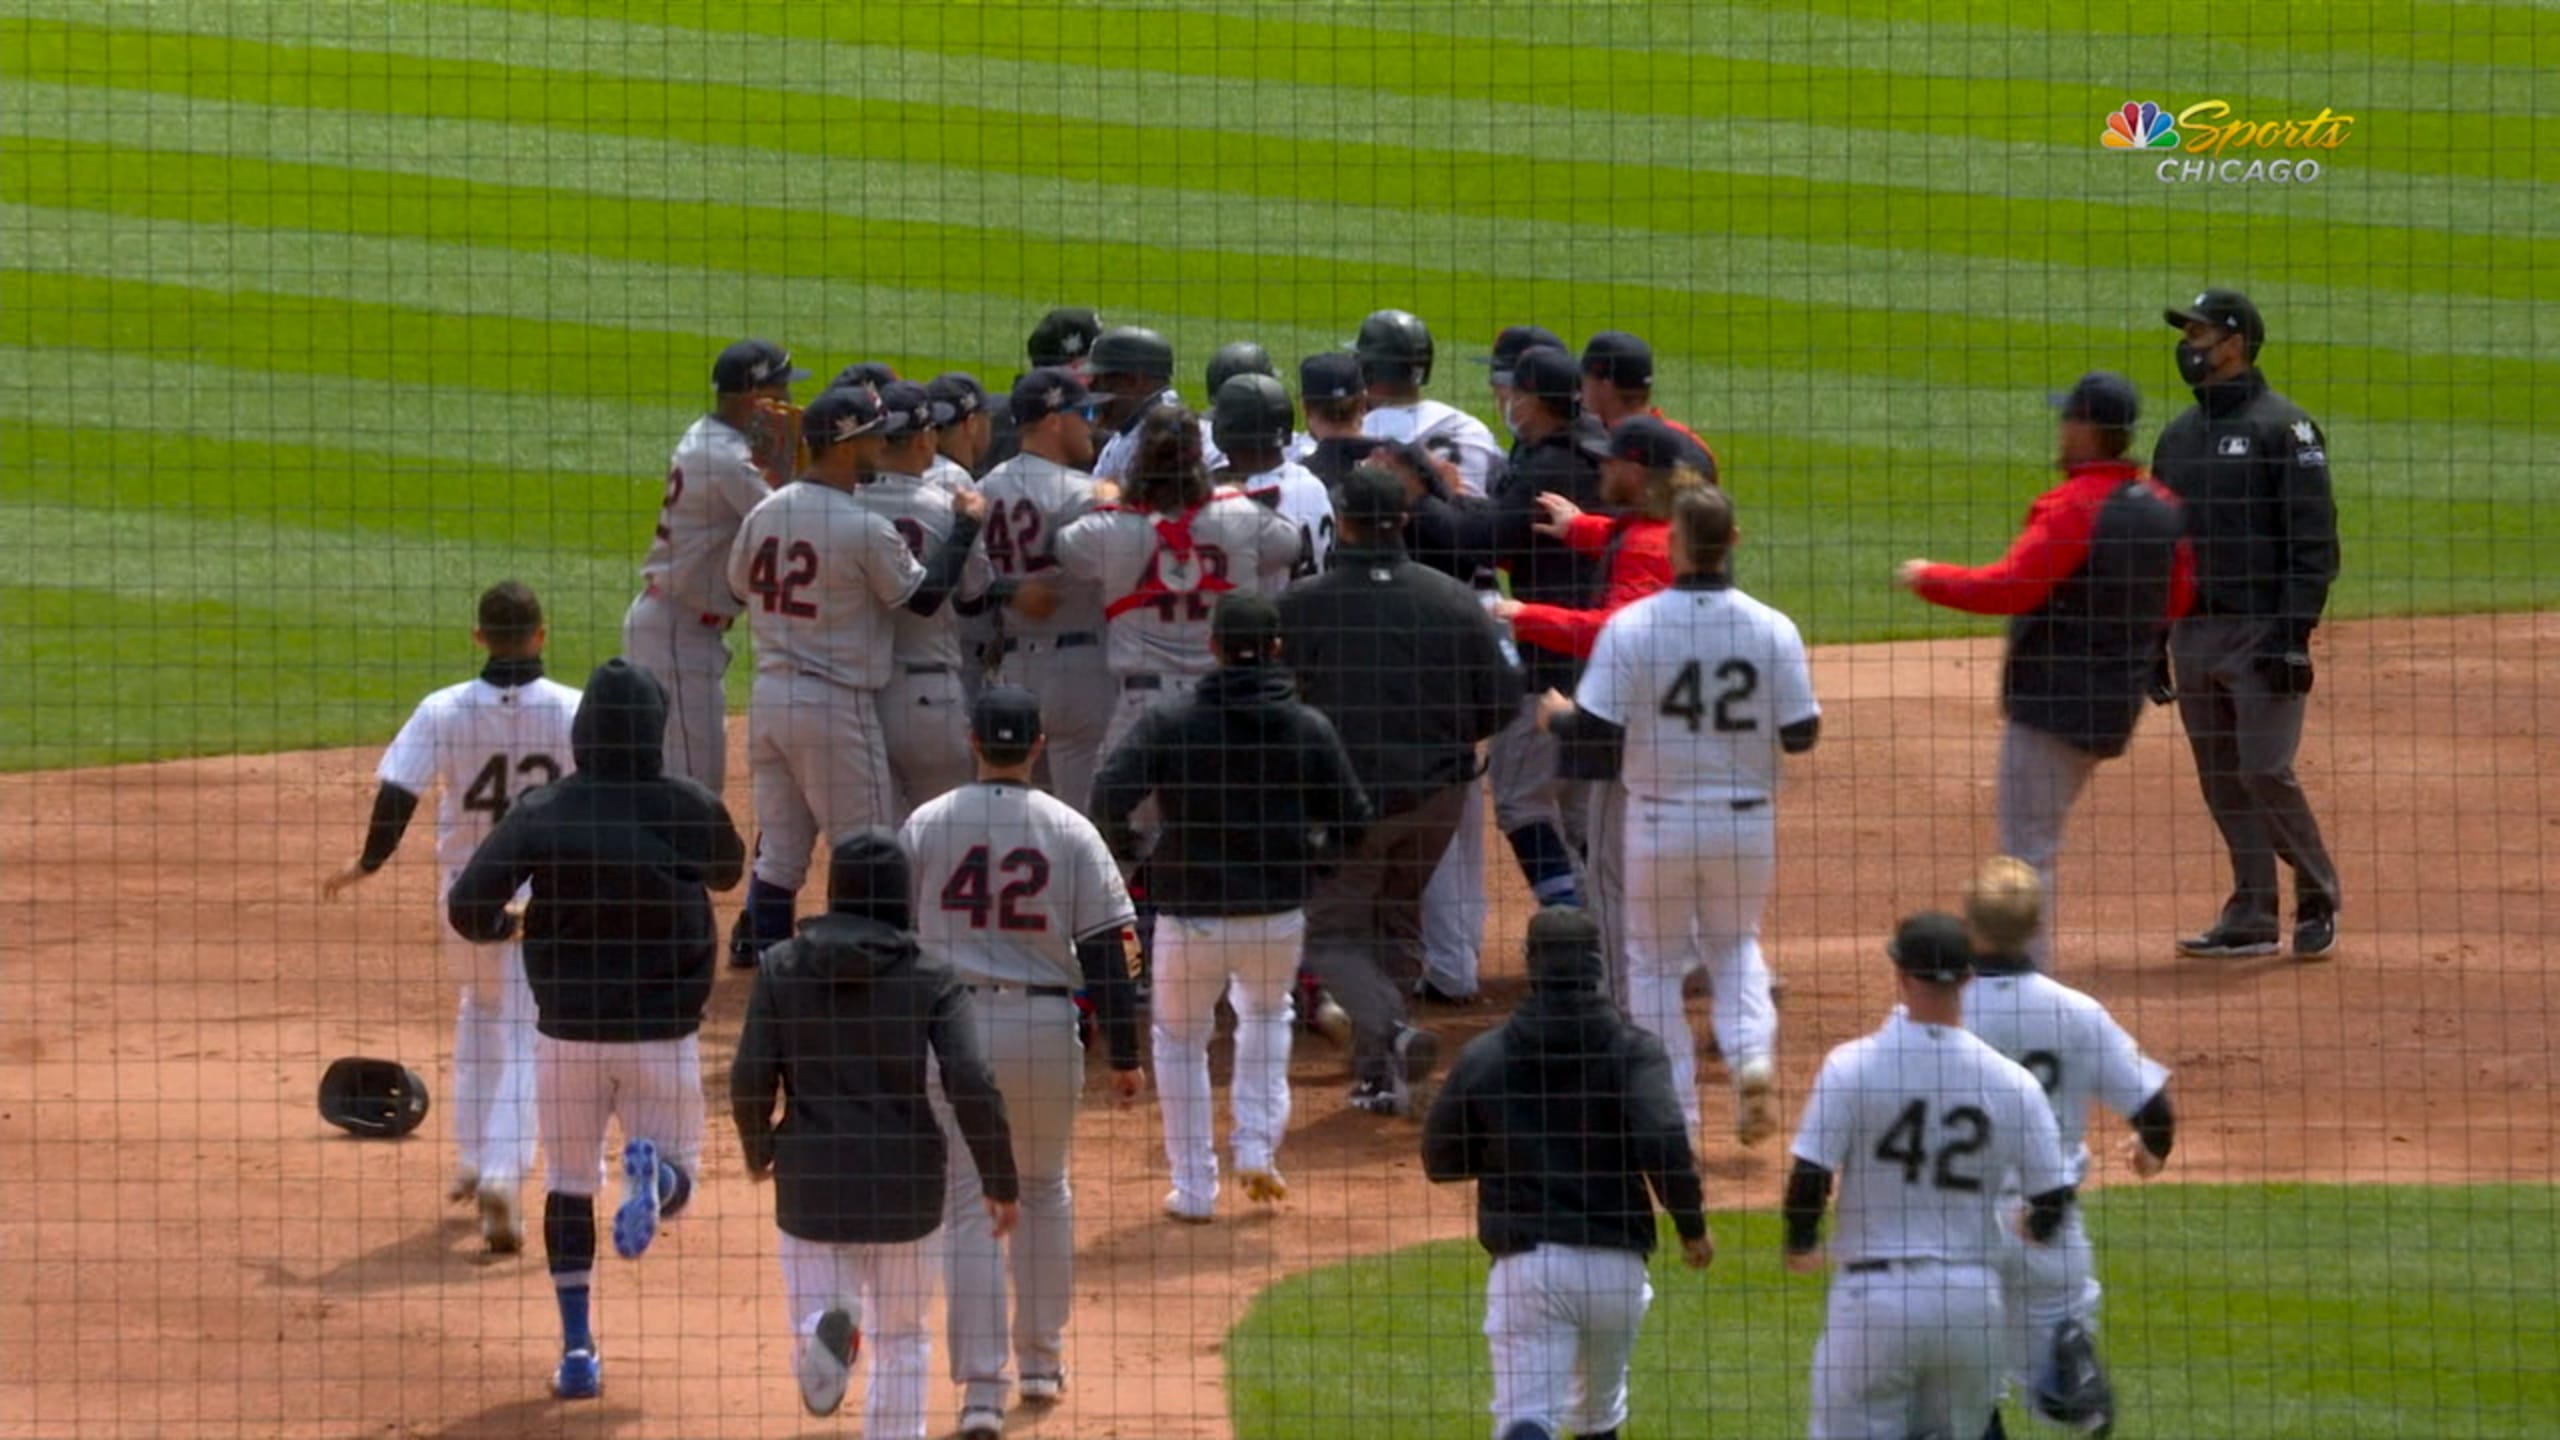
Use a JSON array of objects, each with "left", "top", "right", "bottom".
[
  {"left": 1205, "top": 341, "right": 1276, "bottom": 397},
  {"left": 317, "top": 1056, "right": 431, "bottom": 1138},
  {"left": 1210, "top": 373, "right": 1295, "bottom": 453},
  {"left": 1353, "top": 309, "right": 1434, "bottom": 386},
  {"left": 1089, "top": 326, "right": 1175, "bottom": 381}
]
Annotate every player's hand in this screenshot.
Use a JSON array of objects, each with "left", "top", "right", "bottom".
[
  {"left": 1090, "top": 479, "right": 1122, "bottom": 506},
  {"left": 321, "top": 862, "right": 370, "bottom": 900},
  {"left": 742, "top": 1148, "right": 773, "bottom": 1183},
  {"left": 2119, "top": 1134, "right": 2167, "bottom": 1179},
  {"left": 1530, "top": 491, "right": 1583, "bottom": 537},
  {"left": 1533, "top": 688, "right": 1575, "bottom": 734},
  {"left": 1010, "top": 577, "right": 1062, "bottom": 621},
  {"left": 1783, "top": 1247, "right": 1828, "bottom": 1276},
  {"left": 1108, "top": 1067, "right": 1145, "bottom": 1108},
  {"left": 985, "top": 1198, "right": 1021, "bottom": 1239},
  {"left": 1893, "top": 559, "right": 1930, "bottom": 590},
  {"left": 951, "top": 487, "right": 989, "bottom": 524},
  {"left": 1681, "top": 1229, "right": 1716, "bottom": 1271},
  {"left": 1489, "top": 597, "right": 1524, "bottom": 623}
]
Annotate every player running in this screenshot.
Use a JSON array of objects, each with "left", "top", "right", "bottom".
[
  {"left": 623, "top": 339, "right": 806, "bottom": 795},
  {"left": 1962, "top": 856, "right": 2176, "bottom": 1437},
  {"left": 727, "top": 386, "right": 990, "bottom": 965},
  {"left": 323, "top": 580, "right": 580, "bottom": 1254},
  {"left": 1782, "top": 911, "right": 2074, "bottom": 1440},
  {"left": 901, "top": 687, "right": 1145, "bottom": 1437},
  {"left": 1539, "top": 487, "right": 1819, "bottom": 1149}
]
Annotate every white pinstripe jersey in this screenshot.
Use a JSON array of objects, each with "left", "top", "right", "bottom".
[
  {"left": 1363, "top": 399, "right": 1503, "bottom": 497},
  {"left": 1964, "top": 970, "right": 2169, "bottom": 1188},
  {"left": 1575, "top": 581, "right": 1820, "bottom": 806},
  {"left": 1229, "top": 460, "right": 1336, "bottom": 581},
  {"left": 377, "top": 672, "right": 583, "bottom": 879}
]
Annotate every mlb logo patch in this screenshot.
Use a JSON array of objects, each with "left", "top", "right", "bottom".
[{"left": 2217, "top": 435, "right": 2252, "bottom": 456}]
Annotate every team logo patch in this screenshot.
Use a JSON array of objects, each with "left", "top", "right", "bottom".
[{"left": 2217, "top": 434, "right": 2252, "bottom": 456}]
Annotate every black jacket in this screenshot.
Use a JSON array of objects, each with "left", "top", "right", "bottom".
[
  {"left": 1416, "top": 423, "right": 1605, "bottom": 693},
  {"left": 2005, "top": 474, "right": 2188, "bottom": 758},
  {"left": 448, "top": 659, "right": 745, "bottom": 1043},
  {"left": 1090, "top": 665, "right": 1373, "bottom": 917},
  {"left": 1423, "top": 909, "right": 1707, "bottom": 1258},
  {"left": 1275, "top": 541, "right": 1520, "bottom": 815},
  {"left": 730, "top": 830, "right": 1019, "bottom": 1246},
  {"left": 2149, "top": 367, "right": 2339, "bottom": 639}
]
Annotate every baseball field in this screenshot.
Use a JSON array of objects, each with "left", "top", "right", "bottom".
[{"left": 2, "top": 2, "right": 2555, "bottom": 1437}]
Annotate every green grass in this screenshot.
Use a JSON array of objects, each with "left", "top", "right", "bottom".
[
  {"left": 1227, "top": 1186, "right": 2560, "bottom": 1439},
  {"left": 0, "top": 0, "right": 2552, "bottom": 767}
]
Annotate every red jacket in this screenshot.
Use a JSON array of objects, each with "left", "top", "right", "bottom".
[
  {"left": 1913, "top": 462, "right": 2195, "bottom": 619},
  {"left": 1510, "top": 513, "right": 1674, "bottom": 661}
]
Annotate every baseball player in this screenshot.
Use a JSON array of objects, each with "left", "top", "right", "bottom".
[
  {"left": 727, "top": 386, "right": 991, "bottom": 964},
  {"left": 927, "top": 371, "right": 996, "bottom": 490},
  {"left": 1781, "top": 911, "right": 2073, "bottom": 1440},
  {"left": 831, "top": 360, "right": 900, "bottom": 394},
  {"left": 1474, "top": 324, "right": 1564, "bottom": 444},
  {"left": 1091, "top": 595, "right": 1372, "bottom": 1222},
  {"left": 322, "top": 580, "right": 580, "bottom": 1254},
  {"left": 849, "top": 379, "right": 1002, "bottom": 821},
  {"left": 1205, "top": 339, "right": 1276, "bottom": 399},
  {"left": 1578, "top": 331, "right": 1716, "bottom": 476},
  {"left": 1054, "top": 406, "right": 1299, "bottom": 764},
  {"left": 1540, "top": 487, "right": 1819, "bottom": 1148},
  {"left": 1293, "top": 351, "right": 1372, "bottom": 484},
  {"left": 729, "top": 828, "right": 1020, "bottom": 1436},
  {"left": 1211, "top": 373, "right": 1336, "bottom": 580},
  {"left": 980, "top": 306, "right": 1101, "bottom": 476},
  {"left": 621, "top": 338, "right": 806, "bottom": 795},
  {"left": 1424, "top": 906, "right": 1713, "bottom": 1440},
  {"left": 445, "top": 659, "right": 747, "bottom": 1401},
  {"left": 1961, "top": 856, "right": 2176, "bottom": 1437},
  {"left": 1355, "top": 308, "right": 1506, "bottom": 496},
  {"left": 978, "top": 368, "right": 1116, "bottom": 811},
  {"left": 1087, "top": 326, "right": 1223, "bottom": 482},
  {"left": 901, "top": 687, "right": 1145, "bottom": 1436}
]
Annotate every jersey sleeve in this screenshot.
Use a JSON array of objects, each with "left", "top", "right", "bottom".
[
  {"left": 725, "top": 514, "right": 760, "bottom": 608},
  {"left": 1573, "top": 613, "right": 1634, "bottom": 726},
  {"left": 1061, "top": 809, "right": 1138, "bottom": 941},
  {"left": 1788, "top": 1052, "right": 1855, "bottom": 1172},
  {"left": 712, "top": 445, "right": 774, "bottom": 525},
  {"left": 859, "top": 508, "right": 929, "bottom": 606},
  {"left": 2011, "top": 1067, "right": 2073, "bottom": 1197},
  {"left": 376, "top": 697, "right": 441, "bottom": 794},
  {"left": 1770, "top": 616, "right": 1821, "bottom": 728},
  {"left": 1053, "top": 512, "right": 1109, "bottom": 584},
  {"left": 2090, "top": 1006, "right": 2171, "bottom": 1117}
]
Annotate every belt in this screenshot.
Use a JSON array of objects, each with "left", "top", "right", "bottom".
[
  {"left": 1844, "top": 1259, "right": 1892, "bottom": 1274},
  {"left": 1123, "top": 674, "right": 1163, "bottom": 691},
  {"left": 965, "top": 983, "right": 1074, "bottom": 999},
  {"left": 1843, "top": 1258, "right": 1967, "bottom": 1274},
  {"left": 1637, "top": 795, "right": 1770, "bottom": 813},
  {"left": 1002, "top": 632, "right": 1099, "bottom": 653},
  {"left": 902, "top": 663, "right": 951, "bottom": 676},
  {"left": 644, "top": 583, "right": 730, "bottom": 630}
]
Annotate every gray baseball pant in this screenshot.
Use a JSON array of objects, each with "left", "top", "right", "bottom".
[
  {"left": 2171, "top": 615, "right": 2341, "bottom": 932},
  {"left": 998, "top": 636, "right": 1115, "bottom": 813},
  {"left": 1995, "top": 721, "right": 2099, "bottom": 972},
  {"left": 879, "top": 665, "right": 973, "bottom": 823},
  {"left": 621, "top": 589, "right": 733, "bottom": 796}
]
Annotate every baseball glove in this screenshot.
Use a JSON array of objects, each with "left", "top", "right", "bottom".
[{"left": 746, "top": 398, "right": 806, "bottom": 480}]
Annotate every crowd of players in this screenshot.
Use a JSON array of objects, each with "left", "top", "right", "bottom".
[{"left": 321, "top": 291, "right": 2363, "bottom": 1437}]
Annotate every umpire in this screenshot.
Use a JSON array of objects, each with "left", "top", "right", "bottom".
[
  {"left": 2153, "top": 289, "right": 2342, "bottom": 962},
  {"left": 1279, "top": 466, "right": 1521, "bottom": 1117}
]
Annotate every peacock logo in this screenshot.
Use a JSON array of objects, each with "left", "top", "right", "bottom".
[{"left": 2103, "top": 101, "right": 2181, "bottom": 149}]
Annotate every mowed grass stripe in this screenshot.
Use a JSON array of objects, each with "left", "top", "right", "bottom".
[
  {"left": 1739, "top": 0, "right": 2560, "bottom": 70},
  {"left": 11, "top": 17, "right": 2554, "bottom": 252},
  {"left": 15, "top": 90, "right": 2555, "bottom": 337},
  {"left": 382, "top": 0, "right": 2560, "bottom": 181}
]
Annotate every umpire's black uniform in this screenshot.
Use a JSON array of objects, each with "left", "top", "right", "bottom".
[{"left": 2152, "top": 289, "right": 2341, "bottom": 957}]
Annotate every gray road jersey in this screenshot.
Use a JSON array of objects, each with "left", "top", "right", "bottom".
[
  {"left": 1054, "top": 491, "right": 1299, "bottom": 678},
  {"left": 639, "top": 414, "right": 771, "bottom": 616},
  {"left": 728, "top": 479, "right": 926, "bottom": 690},
  {"left": 900, "top": 781, "right": 1136, "bottom": 989},
  {"left": 976, "top": 453, "right": 1107, "bottom": 639},
  {"left": 851, "top": 472, "right": 993, "bottom": 670}
]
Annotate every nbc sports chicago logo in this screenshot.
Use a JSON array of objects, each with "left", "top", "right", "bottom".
[{"left": 2104, "top": 100, "right": 2354, "bottom": 184}]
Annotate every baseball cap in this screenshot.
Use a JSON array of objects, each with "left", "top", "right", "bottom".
[
  {"left": 801, "top": 385, "right": 888, "bottom": 447},
  {"left": 927, "top": 372, "right": 990, "bottom": 428},
  {"left": 1009, "top": 366, "right": 1093, "bottom": 425},
  {"left": 712, "top": 339, "right": 808, "bottom": 393},
  {"left": 1299, "top": 351, "right": 1364, "bottom": 404},
  {"left": 1887, "top": 911, "right": 1975, "bottom": 984},
  {"left": 829, "top": 361, "right": 900, "bottom": 393},
  {"left": 2162, "top": 288, "right": 2265, "bottom": 350},
  {"left": 971, "top": 684, "right": 1044, "bottom": 756},
  {"left": 1477, "top": 325, "right": 1565, "bottom": 386},
  {"left": 2050, "top": 370, "right": 2140, "bottom": 429},
  {"left": 1211, "top": 592, "right": 1282, "bottom": 664},
  {"left": 1334, "top": 464, "right": 1408, "bottom": 527},
  {"left": 1028, "top": 307, "right": 1103, "bottom": 367},
  {"left": 1580, "top": 330, "right": 1654, "bottom": 388},
  {"left": 872, "top": 380, "right": 936, "bottom": 439},
  {"left": 1511, "top": 345, "right": 1582, "bottom": 410},
  {"left": 1605, "top": 414, "right": 1693, "bottom": 470}
]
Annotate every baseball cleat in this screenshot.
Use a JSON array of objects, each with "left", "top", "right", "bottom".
[
  {"left": 1733, "top": 1057, "right": 1777, "bottom": 1148},
  {"left": 1393, "top": 1024, "right": 1442, "bottom": 1085},
  {"left": 1237, "top": 1167, "right": 1288, "bottom": 1204},
  {"left": 1347, "top": 1076, "right": 1411, "bottom": 1118},
  {"left": 2293, "top": 908, "right": 2339, "bottom": 962},
  {"left": 446, "top": 1165, "right": 480, "bottom": 1204},
  {"left": 796, "top": 1305, "right": 858, "bottom": 1417},
  {"left": 612, "top": 1138, "right": 663, "bottom": 1260},
  {"left": 2175, "top": 925, "right": 2280, "bottom": 959},
  {"left": 1018, "top": 1372, "right": 1066, "bottom": 1404},
  {"left": 1162, "top": 1189, "right": 1214, "bottom": 1225},
  {"left": 552, "top": 1347, "right": 601, "bottom": 1400},
  {"left": 958, "top": 1403, "right": 1007, "bottom": 1439},
  {"left": 477, "top": 1185, "right": 523, "bottom": 1255}
]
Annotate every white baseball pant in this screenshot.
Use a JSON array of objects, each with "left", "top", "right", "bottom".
[
  {"left": 778, "top": 1229, "right": 937, "bottom": 1440},
  {"left": 1000, "top": 637, "right": 1115, "bottom": 813},
  {"left": 1420, "top": 779, "right": 1488, "bottom": 996},
  {"left": 1997, "top": 1193, "right": 2102, "bottom": 1395},
  {"left": 748, "top": 673, "right": 894, "bottom": 892},
  {"left": 1623, "top": 798, "right": 1779, "bottom": 1136},
  {"left": 621, "top": 589, "right": 734, "bottom": 796},
  {"left": 879, "top": 665, "right": 973, "bottom": 823},
  {"left": 1810, "top": 1260, "right": 2007, "bottom": 1440},
  {"left": 1151, "top": 910, "right": 1305, "bottom": 1210},
  {"left": 441, "top": 892, "right": 537, "bottom": 1192},
  {"left": 533, "top": 1033, "right": 705, "bottom": 1198},
  {"left": 1485, "top": 1243, "right": 1653, "bottom": 1439},
  {"left": 934, "top": 988, "right": 1086, "bottom": 1413}
]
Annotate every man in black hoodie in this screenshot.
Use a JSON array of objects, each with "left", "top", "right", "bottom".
[
  {"left": 447, "top": 658, "right": 747, "bottom": 1402},
  {"left": 1423, "top": 907, "right": 1713, "bottom": 1440},
  {"left": 730, "top": 828, "right": 1020, "bottom": 1433},
  {"left": 1092, "top": 592, "right": 1371, "bottom": 1223}
]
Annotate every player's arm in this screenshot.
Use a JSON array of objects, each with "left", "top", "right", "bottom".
[
  {"left": 325, "top": 782, "right": 424, "bottom": 897},
  {"left": 1782, "top": 1058, "right": 1852, "bottom": 1268},
  {"left": 1780, "top": 1157, "right": 1833, "bottom": 1264},
  {"left": 445, "top": 808, "right": 536, "bottom": 943},
  {"left": 1087, "top": 714, "right": 1161, "bottom": 864},
  {"left": 1418, "top": 1044, "right": 1488, "bottom": 1182},
  {"left": 1899, "top": 488, "right": 2096, "bottom": 616},
  {"left": 2015, "top": 1079, "right": 2077, "bottom": 1244},
  {"left": 1460, "top": 599, "right": 1525, "bottom": 745},
  {"left": 1774, "top": 621, "right": 1823, "bottom": 755},
  {"left": 2094, "top": 1008, "right": 2177, "bottom": 1175},
  {"left": 678, "top": 780, "right": 748, "bottom": 891},
  {"left": 928, "top": 976, "right": 1021, "bottom": 1206},
  {"left": 1063, "top": 819, "right": 1145, "bottom": 1073},
  {"left": 1541, "top": 623, "right": 1629, "bottom": 775},
  {"left": 1625, "top": 1030, "right": 1710, "bottom": 1249},
  {"left": 727, "top": 966, "right": 783, "bottom": 1178},
  {"left": 901, "top": 491, "right": 988, "bottom": 616}
]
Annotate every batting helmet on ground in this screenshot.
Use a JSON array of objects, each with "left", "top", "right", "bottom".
[
  {"left": 317, "top": 1056, "right": 431, "bottom": 1138},
  {"left": 1353, "top": 308, "right": 1435, "bottom": 385}
]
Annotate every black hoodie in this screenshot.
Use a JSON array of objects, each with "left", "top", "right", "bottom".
[
  {"left": 448, "top": 659, "right": 746, "bottom": 1042},
  {"left": 730, "top": 829, "right": 1019, "bottom": 1245},
  {"left": 1422, "top": 907, "right": 1707, "bottom": 1258},
  {"left": 1088, "top": 664, "right": 1373, "bottom": 917}
]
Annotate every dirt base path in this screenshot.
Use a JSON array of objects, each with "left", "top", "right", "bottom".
[{"left": 3, "top": 615, "right": 2552, "bottom": 1438}]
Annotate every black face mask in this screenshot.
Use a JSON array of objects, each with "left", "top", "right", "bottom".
[{"left": 2175, "top": 338, "right": 2224, "bottom": 385}]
